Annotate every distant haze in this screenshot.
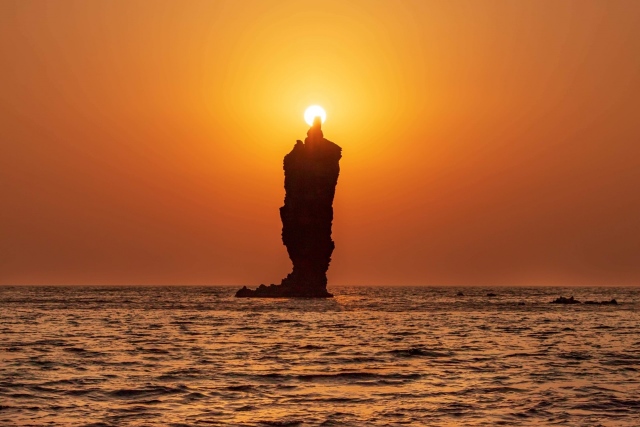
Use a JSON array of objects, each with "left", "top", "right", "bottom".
[{"left": 1, "top": 1, "right": 639, "bottom": 286}]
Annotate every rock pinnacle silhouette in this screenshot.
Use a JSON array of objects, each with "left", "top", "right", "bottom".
[{"left": 236, "top": 116, "right": 342, "bottom": 298}]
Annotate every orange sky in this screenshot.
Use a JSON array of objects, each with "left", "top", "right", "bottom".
[{"left": 1, "top": 1, "right": 639, "bottom": 286}]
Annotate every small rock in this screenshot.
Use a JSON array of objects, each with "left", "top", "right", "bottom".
[
  {"left": 551, "top": 296, "right": 581, "bottom": 304},
  {"left": 585, "top": 298, "right": 618, "bottom": 305}
]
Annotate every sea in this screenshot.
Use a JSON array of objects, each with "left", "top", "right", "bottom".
[{"left": 1, "top": 286, "right": 639, "bottom": 426}]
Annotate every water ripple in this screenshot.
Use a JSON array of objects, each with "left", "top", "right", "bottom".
[{"left": 0, "top": 285, "right": 639, "bottom": 426}]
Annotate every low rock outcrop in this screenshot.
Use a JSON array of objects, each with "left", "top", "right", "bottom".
[
  {"left": 551, "top": 296, "right": 581, "bottom": 304},
  {"left": 550, "top": 296, "right": 619, "bottom": 305},
  {"left": 584, "top": 299, "right": 618, "bottom": 305}
]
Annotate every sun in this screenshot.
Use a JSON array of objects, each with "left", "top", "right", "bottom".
[{"left": 304, "top": 105, "right": 326, "bottom": 126}]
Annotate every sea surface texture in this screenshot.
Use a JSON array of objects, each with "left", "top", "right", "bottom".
[{"left": 1, "top": 286, "right": 639, "bottom": 426}]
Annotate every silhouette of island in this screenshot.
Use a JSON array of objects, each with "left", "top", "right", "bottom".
[
  {"left": 551, "top": 296, "right": 618, "bottom": 305},
  {"left": 236, "top": 116, "right": 341, "bottom": 298}
]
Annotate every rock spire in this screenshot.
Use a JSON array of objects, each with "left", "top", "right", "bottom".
[{"left": 236, "top": 116, "right": 341, "bottom": 298}]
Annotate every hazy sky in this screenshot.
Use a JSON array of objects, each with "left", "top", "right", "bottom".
[{"left": 1, "top": 1, "right": 639, "bottom": 286}]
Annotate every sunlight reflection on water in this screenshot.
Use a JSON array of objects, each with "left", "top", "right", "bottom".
[{"left": 1, "top": 286, "right": 639, "bottom": 426}]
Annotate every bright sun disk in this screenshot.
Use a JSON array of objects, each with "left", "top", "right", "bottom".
[{"left": 304, "top": 105, "right": 326, "bottom": 126}]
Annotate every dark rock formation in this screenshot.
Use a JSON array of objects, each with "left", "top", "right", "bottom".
[
  {"left": 551, "top": 296, "right": 581, "bottom": 304},
  {"left": 584, "top": 298, "right": 618, "bottom": 305},
  {"left": 236, "top": 117, "right": 341, "bottom": 298},
  {"left": 550, "top": 296, "right": 619, "bottom": 305},
  {"left": 486, "top": 292, "right": 497, "bottom": 297}
]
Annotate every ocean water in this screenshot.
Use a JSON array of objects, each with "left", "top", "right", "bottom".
[{"left": 1, "top": 286, "right": 639, "bottom": 426}]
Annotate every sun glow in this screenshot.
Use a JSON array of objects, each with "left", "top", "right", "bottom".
[{"left": 304, "top": 105, "right": 326, "bottom": 126}]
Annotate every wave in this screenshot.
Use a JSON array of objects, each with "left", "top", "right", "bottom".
[
  {"left": 107, "top": 385, "right": 187, "bottom": 399},
  {"left": 387, "top": 347, "right": 453, "bottom": 358}
]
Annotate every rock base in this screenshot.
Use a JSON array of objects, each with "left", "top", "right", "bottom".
[{"left": 235, "top": 284, "right": 333, "bottom": 298}]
